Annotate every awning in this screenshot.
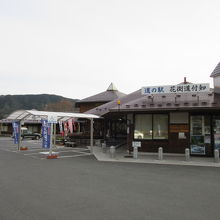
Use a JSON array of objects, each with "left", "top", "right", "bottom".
[
  {"left": 6, "top": 110, "right": 100, "bottom": 121},
  {"left": 6, "top": 110, "right": 100, "bottom": 154}
]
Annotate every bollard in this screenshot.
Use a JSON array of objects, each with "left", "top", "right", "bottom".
[
  {"left": 185, "top": 148, "right": 190, "bottom": 161},
  {"left": 158, "top": 147, "right": 163, "bottom": 160},
  {"left": 214, "top": 149, "right": 219, "bottom": 163},
  {"left": 133, "top": 146, "right": 138, "bottom": 159},
  {"left": 110, "top": 146, "right": 116, "bottom": 158},
  {"left": 101, "top": 143, "right": 107, "bottom": 153}
]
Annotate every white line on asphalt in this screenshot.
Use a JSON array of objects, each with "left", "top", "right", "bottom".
[{"left": 58, "top": 154, "right": 92, "bottom": 158}]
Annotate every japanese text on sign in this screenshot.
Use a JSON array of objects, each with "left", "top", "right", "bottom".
[{"left": 141, "top": 83, "right": 210, "bottom": 95}]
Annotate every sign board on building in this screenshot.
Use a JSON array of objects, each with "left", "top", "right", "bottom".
[
  {"left": 48, "top": 114, "right": 58, "bottom": 123},
  {"left": 132, "top": 141, "right": 141, "bottom": 148},
  {"left": 170, "top": 124, "right": 189, "bottom": 133},
  {"left": 141, "top": 83, "right": 210, "bottom": 95}
]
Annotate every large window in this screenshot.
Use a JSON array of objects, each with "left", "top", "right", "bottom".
[
  {"left": 134, "top": 114, "right": 168, "bottom": 139},
  {"left": 153, "top": 114, "right": 168, "bottom": 139},
  {"left": 134, "top": 114, "right": 152, "bottom": 139}
]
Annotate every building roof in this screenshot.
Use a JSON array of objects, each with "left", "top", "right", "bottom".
[
  {"left": 76, "top": 83, "right": 126, "bottom": 104},
  {"left": 85, "top": 90, "right": 142, "bottom": 116},
  {"left": 210, "top": 62, "right": 220, "bottom": 77},
  {"left": 111, "top": 92, "right": 217, "bottom": 112},
  {"left": 5, "top": 110, "right": 100, "bottom": 121},
  {"left": 107, "top": 82, "right": 118, "bottom": 91},
  {"left": 86, "top": 87, "right": 219, "bottom": 116}
]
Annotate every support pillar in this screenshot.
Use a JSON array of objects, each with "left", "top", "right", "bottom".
[{"left": 90, "top": 118, "right": 94, "bottom": 153}]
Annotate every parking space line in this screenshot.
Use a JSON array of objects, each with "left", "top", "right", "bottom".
[
  {"left": 58, "top": 154, "right": 92, "bottom": 158},
  {"left": 0, "top": 141, "right": 92, "bottom": 160}
]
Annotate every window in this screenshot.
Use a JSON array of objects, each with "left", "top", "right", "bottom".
[
  {"left": 153, "top": 114, "right": 168, "bottom": 139},
  {"left": 134, "top": 114, "right": 168, "bottom": 140},
  {"left": 134, "top": 114, "right": 152, "bottom": 139}
]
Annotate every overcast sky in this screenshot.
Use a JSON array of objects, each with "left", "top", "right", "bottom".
[{"left": 0, "top": 0, "right": 220, "bottom": 99}]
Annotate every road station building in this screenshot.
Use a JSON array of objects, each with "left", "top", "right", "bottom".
[{"left": 85, "top": 62, "right": 220, "bottom": 157}]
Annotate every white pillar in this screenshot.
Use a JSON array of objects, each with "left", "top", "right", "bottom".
[
  {"left": 110, "top": 146, "right": 116, "bottom": 158},
  {"left": 133, "top": 146, "right": 138, "bottom": 159},
  {"left": 185, "top": 148, "right": 190, "bottom": 161},
  {"left": 90, "top": 118, "right": 94, "bottom": 153},
  {"left": 18, "top": 121, "right": 21, "bottom": 150},
  {"left": 214, "top": 149, "right": 219, "bottom": 163},
  {"left": 53, "top": 123, "right": 56, "bottom": 146},
  {"left": 158, "top": 147, "right": 163, "bottom": 160}
]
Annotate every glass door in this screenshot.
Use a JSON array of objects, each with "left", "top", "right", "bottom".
[
  {"left": 213, "top": 116, "right": 220, "bottom": 150},
  {"left": 190, "top": 115, "right": 211, "bottom": 155}
]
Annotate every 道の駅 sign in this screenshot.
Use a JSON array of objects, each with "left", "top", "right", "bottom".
[{"left": 141, "top": 83, "right": 210, "bottom": 95}]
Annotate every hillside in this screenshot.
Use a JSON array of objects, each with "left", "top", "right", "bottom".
[{"left": 0, "top": 94, "right": 79, "bottom": 119}]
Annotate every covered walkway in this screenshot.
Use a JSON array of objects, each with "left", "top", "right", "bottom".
[{"left": 6, "top": 110, "right": 100, "bottom": 153}]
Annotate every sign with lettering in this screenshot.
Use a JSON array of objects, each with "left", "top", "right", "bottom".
[
  {"left": 42, "top": 120, "right": 51, "bottom": 149},
  {"left": 132, "top": 141, "right": 141, "bottom": 148},
  {"left": 48, "top": 114, "right": 58, "bottom": 123},
  {"left": 141, "top": 83, "right": 210, "bottom": 95},
  {"left": 170, "top": 124, "right": 189, "bottom": 133},
  {"left": 12, "top": 121, "right": 20, "bottom": 144}
]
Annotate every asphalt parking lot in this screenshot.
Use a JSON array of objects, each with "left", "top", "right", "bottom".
[
  {"left": 0, "top": 137, "right": 91, "bottom": 160},
  {"left": 0, "top": 137, "right": 220, "bottom": 220}
]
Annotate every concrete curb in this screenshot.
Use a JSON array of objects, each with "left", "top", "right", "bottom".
[{"left": 92, "top": 146, "right": 220, "bottom": 168}]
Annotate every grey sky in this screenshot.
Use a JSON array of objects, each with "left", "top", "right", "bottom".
[{"left": 0, "top": 0, "right": 219, "bottom": 99}]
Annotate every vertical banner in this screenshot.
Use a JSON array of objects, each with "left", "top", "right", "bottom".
[
  {"left": 12, "top": 121, "right": 20, "bottom": 144},
  {"left": 68, "top": 119, "right": 73, "bottom": 133},
  {"left": 64, "top": 122, "right": 68, "bottom": 137},
  {"left": 72, "top": 118, "right": 76, "bottom": 132},
  {"left": 42, "top": 120, "right": 51, "bottom": 149},
  {"left": 59, "top": 121, "right": 64, "bottom": 136}
]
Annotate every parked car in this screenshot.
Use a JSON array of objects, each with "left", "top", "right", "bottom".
[{"left": 21, "top": 127, "right": 41, "bottom": 140}]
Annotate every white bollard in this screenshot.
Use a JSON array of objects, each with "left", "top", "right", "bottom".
[
  {"left": 133, "top": 146, "right": 138, "bottom": 159},
  {"left": 110, "top": 146, "right": 116, "bottom": 158},
  {"left": 101, "top": 143, "right": 107, "bottom": 153},
  {"left": 214, "top": 149, "right": 219, "bottom": 163},
  {"left": 158, "top": 147, "right": 163, "bottom": 160},
  {"left": 185, "top": 148, "right": 190, "bottom": 161}
]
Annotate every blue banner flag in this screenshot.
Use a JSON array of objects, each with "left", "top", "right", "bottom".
[
  {"left": 12, "top": 121, "right": 20, "bottom": 144},
  {"left": 42, "top": 120, "right": 51, "bottom": 149}
]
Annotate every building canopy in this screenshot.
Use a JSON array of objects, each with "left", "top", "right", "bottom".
[{"left": 6, "top": 110, "right": 100, "bottom": 122}]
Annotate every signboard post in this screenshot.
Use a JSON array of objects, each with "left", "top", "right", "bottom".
[
  {"left": 47, "top": 114, "right": 58, "bottom": 157},
  {"left": 132, "top": 141, "right": 141, "bottom": 159}
]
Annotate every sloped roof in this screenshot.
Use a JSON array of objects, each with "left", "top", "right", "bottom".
[
  {"left": 77, "top": 83, "right": 126, "bottom": 103},
  {"left": 86, "top": 88, "right": 218, "bottom": 116},
  {"left": 107, "top": 82, "right": 118, "bottom": 91},
  {"left": 85, "top": 90, "right": 142, "bottom": 116},
  {"left": 210, "top": 62, "right": 220, "bottom": 77},
  {"left": 110, "top": 91, "right": 216, "bottom": 112}
]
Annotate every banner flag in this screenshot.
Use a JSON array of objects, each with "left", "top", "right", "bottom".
[
  {"left": 12, "top": 121, "right": 20, "bottom": 144},
  {"left": 68, "top": 119, "right": 73, "bottom": 134},
  {"left": 42, "top": 120, "right": 51, "bottom": 149},
  {"left": 64, "top": 122, "right": 68, "bottom": 136}
]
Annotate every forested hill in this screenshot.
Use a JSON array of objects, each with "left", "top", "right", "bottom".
[{"left": 0, "top": 94, "right": 79, "bottom": 119}]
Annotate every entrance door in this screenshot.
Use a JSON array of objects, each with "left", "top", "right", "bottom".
[
  {"left": 190, "top": 115, "right": 211, "bottom": 156},
  {"left": 213, "top": 116, "right": 220, "bottom": 152}
]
